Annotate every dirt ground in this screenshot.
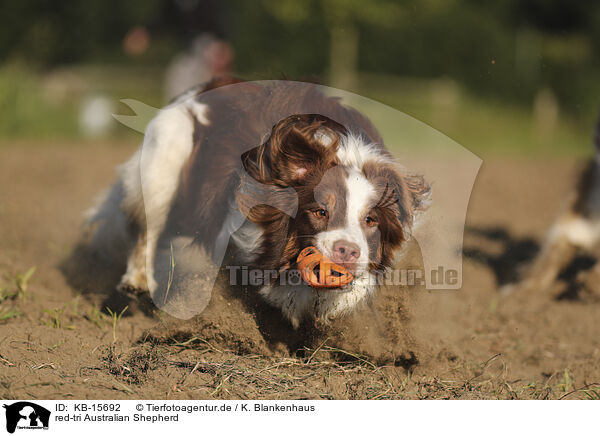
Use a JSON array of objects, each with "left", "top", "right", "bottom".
[{"left": 1, "top": 141, "right": 599, "bottom": 400}]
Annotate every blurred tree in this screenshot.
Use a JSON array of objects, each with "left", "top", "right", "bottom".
[
  {"left": 259, "top": 0, "right": 404, "bottom": 88},
  {"left": 0, "top": 0, "right": 599, "bottom": 114},
  {"left": 0, "top": 0, "right": 225, "bottom": 66}
]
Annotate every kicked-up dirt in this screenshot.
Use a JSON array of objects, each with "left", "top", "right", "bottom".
[{"left": 1, "top": 141, "right": 599, "bottom": 399}]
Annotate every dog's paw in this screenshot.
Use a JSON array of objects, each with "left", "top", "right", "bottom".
[
  {"left": 117, "top": 270, "right": 149, "bottom": 297},
  {"left": 116, "top": 281, "right": 147, "bottom": 298}
]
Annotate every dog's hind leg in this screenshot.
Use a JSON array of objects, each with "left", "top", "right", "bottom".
[
  {"left": 502, "top": 207, "right": 600, "bottom": 295},
  {"left": 502, "top": 218, "right": 579, "bottom": 294},
  {"left": 117, "top": 102, "right": 203, "bottom": 297}
]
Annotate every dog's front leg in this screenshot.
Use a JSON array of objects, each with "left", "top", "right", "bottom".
[{"left": 118, "top": 230, "right": 149, "bottom": 294}]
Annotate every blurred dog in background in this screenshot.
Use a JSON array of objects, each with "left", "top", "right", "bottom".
[{"left": 503, "top": 112, "right": 600, "bottom": 298}]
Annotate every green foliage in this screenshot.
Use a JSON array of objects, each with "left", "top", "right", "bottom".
[
  {"left": 85, "top": 306, "right": 109, "bottom": 331},
  {"left": 558, "top": 369, "right": 573, "bottom": 392},
  {"left": 226, "top": 0, "right": 600, "bottom": 113},
  {"left": 0, "top": 64, "right": 78, "bottom": 138},
  {"left": 0, "top": 0, "right": 599, "bottom": 142},
  {"left": 583, "top": 387, "right": 600, "bottom": 400},
  {"left": 0, "top": 268, "right": 34, "bottom": 303},
  {"left": 0, "top": 0, "right": 163, "bottom": 66},
  {"left": 262, "top": 0, "right": 404, "bottom": 27},
  {"left": 0, "top": 308, "right": 20, "bottom": 321},
  {"left": 106, "top": 305, "right": 128, "bottom": 343},
  {"left": 0, "top": 267, "right": 36, "bottom": 323},
  {"left": 357, "top": 77, "right": 593, "bottom": 157},
  {"left": 42, "top": 305, "right": 76, "bottom": 330},
  {"left": 11, "top": 266, "right": 36, "bottom": 297}
]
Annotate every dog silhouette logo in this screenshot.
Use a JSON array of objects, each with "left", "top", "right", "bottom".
[{"left": 2, "top": 402, "right": 50, "bottom": 433}]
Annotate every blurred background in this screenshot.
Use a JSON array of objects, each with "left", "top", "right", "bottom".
[{"left": 1, "top": 0, "right": 599, "bottom": 156}]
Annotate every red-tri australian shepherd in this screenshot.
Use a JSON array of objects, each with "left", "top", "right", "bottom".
[{"left": 86, "top": 78, "right": 431, "bottom": 328}]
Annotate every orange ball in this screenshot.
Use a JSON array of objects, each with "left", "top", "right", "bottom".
[{"left": 296, "top": 246, "right": 354, "bottom": 288}]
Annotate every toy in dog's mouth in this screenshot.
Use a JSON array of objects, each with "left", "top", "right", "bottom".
[{"left": 296, "top": 246, "right": 354, "bottom": 289}]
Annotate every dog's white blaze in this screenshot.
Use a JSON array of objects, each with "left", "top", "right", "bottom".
[
  {"left": 346, "top": 168, "right": 377, "bottom": 239},
  {"left": 314, "top": 169, "right": 375, "bottom": 274}
]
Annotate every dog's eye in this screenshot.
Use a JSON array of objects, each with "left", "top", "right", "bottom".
[
  {"left": 365, "top": 215, "right": 378, "bottom": 227},
  {"left": 312, "top": 208, "right": 328, "bottom": 218}
]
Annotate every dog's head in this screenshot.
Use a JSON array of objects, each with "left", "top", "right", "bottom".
[{"left": 238, "top": 114, "right": 431, "bottom": 326}]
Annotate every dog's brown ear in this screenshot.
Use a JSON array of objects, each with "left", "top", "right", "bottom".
[
  {"left": 241, "top": 114, "right": 342, "bottom": 185},
  {"left": 402, "top": 173, "right": 431, "bottom": 223},
  {"left": 364, "top": 161, "right": 431, "bottom": 230}
]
